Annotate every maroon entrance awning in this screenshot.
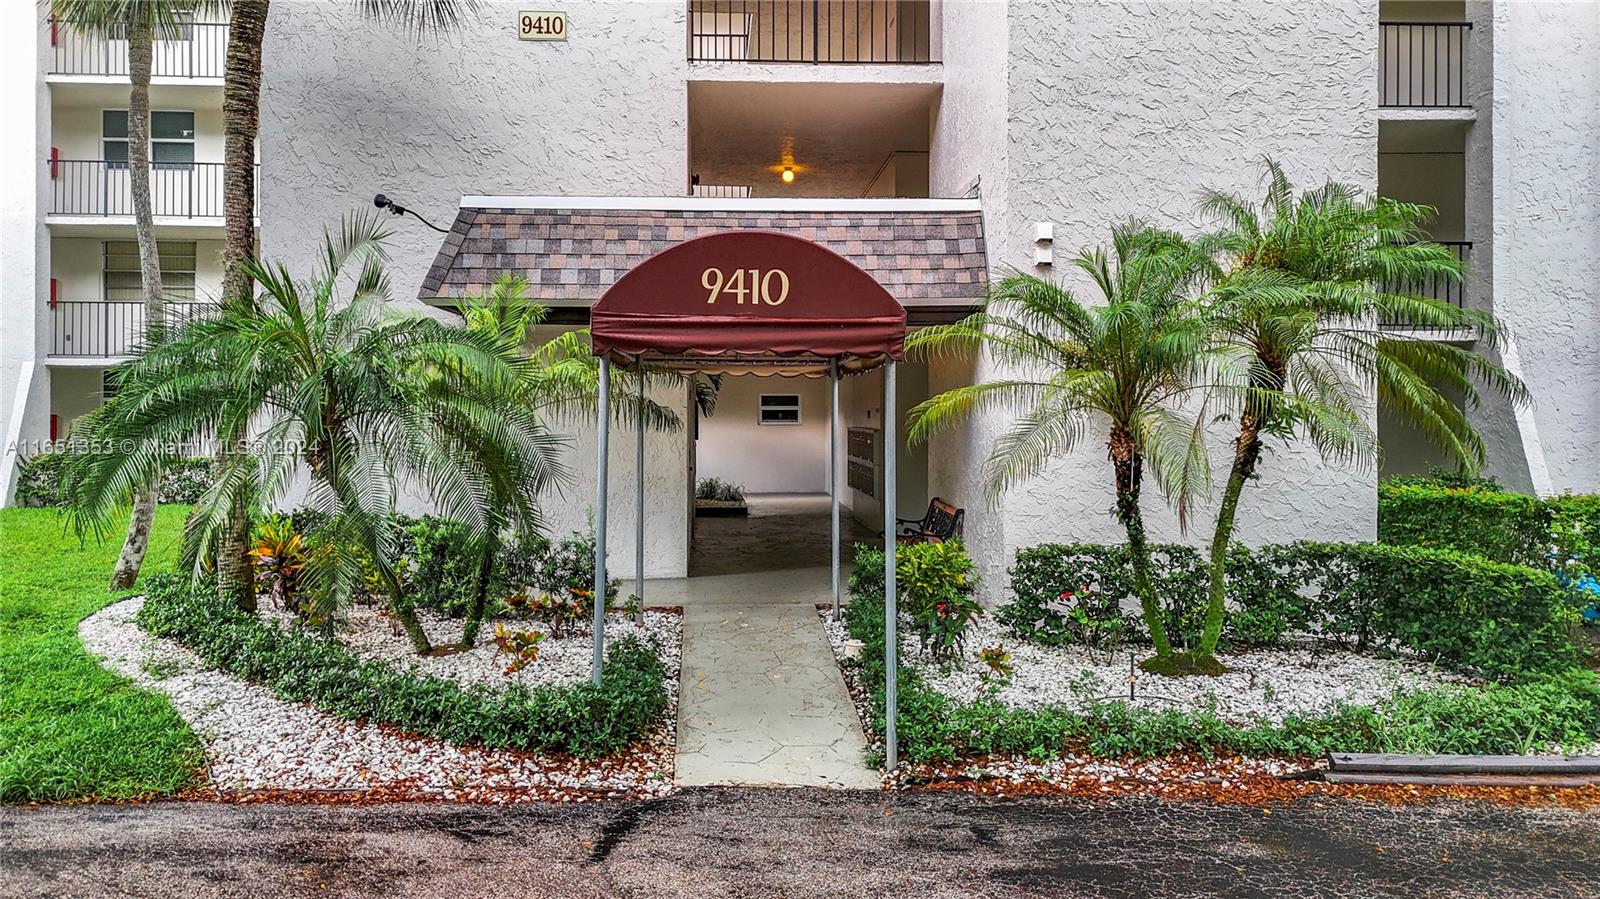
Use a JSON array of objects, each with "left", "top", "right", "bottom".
[{"left": 590, "top": 231, "right": 905, "bottom": 372}]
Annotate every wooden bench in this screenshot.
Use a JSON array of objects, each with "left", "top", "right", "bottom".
[{"left": 894, "top": 497, "right": 965, "bottom": 545}]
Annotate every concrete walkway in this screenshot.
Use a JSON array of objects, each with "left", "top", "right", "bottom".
[
  {"left": 675, "top": 601, "right": 876, "bottom": 788},
  {"left": 649, "top": 566, "right": 878, "bottom": 789}
]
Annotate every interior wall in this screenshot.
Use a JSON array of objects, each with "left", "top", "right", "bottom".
[
  {"left": 1377, "top": 152, "right": 1466, "bottom": 239},
  {"left": 697, "top": 373, "right": 832, "bottom": 494},
  {"left": 50, "top": 366, "right": 105, "bottom": 435},
  {"left": 840, "top": 362, "right": 929, "bottom": 528}
]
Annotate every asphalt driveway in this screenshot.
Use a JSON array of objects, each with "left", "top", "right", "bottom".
[{"left": 2, "top": 789, "right": 1596, "bottom": 898}]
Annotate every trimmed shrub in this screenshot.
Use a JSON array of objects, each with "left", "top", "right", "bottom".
[
  {"left": 137, "top": 574, "right": 666, "bottom": 757},
  {"left": 14, "top": 453, "right": 68, "bottom": 507},
  {"left": 1003, "top": 541, "right": 1579, "bottom": 682},
  {"left": 1378, "top": 481, "right": 1549, "bottom": 566},
  {"left": 15, "top": 451, "right": 212, "bottom": 507},
  {"left": 842, "top": 546, "right": 1600, "bottom": 764},
  {"left": 405, "top": 515, "right": 488, "bottom": 617},
  {"left": 1001, "top": 543, "right": 1228, "bottom": 652}
]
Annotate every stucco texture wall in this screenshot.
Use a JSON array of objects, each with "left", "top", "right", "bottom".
[
  {"left": 974, "top": 0, "right": 1381, "bottom": 578},
  {"left": 258, "top": 2, "right": 693, "bottom": 573},
  {"left": 258, "top": 1, "right": 691, "bottom": 301},
  {"left": 1490, "top": 0, "right": 1600, "bottom": 495}
]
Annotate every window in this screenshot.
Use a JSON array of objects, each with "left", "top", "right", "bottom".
[
  {"left": 103, "top": 110, "right": 195, "bottom": 170},
  {"left": 758, "top": 394, "right": 801, "bottom": 426},
  {"left": 103, "top": 240, "right": 197, "bottom": 302}
]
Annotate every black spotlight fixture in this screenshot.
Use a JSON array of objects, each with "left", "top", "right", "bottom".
[{"left": 373, "top": 193, "right": 449, "bottom": 233}]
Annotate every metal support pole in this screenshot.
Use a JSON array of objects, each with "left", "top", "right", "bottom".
[
  {"left": 882, "top": 360, "right": 898, "bottom": 773},
  {"left": 592, "top": 356, "right": 612, "bottom": 684},
  {"left": 830, "top": 359, "right": 841, "bottom": 620},
  {"left": 634, "top": 369, "right": 645, "bottom": 624}
]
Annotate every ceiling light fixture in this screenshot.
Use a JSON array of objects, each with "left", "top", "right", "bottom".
[{"left": 781, "top": 167, "right": 795, "bottom": 184}]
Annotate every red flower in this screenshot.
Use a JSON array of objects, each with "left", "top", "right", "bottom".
[{"left": 1059, "top": 591, "right": 1074, "bottom": 599}]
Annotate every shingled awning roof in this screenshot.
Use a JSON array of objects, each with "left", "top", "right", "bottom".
[{"left": 419, "top": 197, "right": 988, "bottom": 325}]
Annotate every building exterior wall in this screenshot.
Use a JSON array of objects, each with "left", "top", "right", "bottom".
[
  {"left": 1488, "top": 0, "right": 1600, "bottom": 495},
  {"left": 258, "top": 1, "right": 692, "bottom": 309},
  {"left": 258, "top": 2, "right": 696, "bottom": 574},
  {"left": 976, "top": 0, "right": 1382, "bottom": 589},
  {"left": 0, "top": 7, "right": 50, "bottom": 501}
]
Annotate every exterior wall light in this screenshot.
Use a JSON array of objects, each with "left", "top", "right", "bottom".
[{"left": 781, "top": 167, "right": 795, "bottom": 184}]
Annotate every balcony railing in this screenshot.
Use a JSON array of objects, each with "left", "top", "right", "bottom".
[
  {"left": 47, "top": 160, "right": 257, "bottom": 220},
  {"left": 1379, "top": 22, "right": 1471, "bottom": 108},
  {"left": 688, "top": 0, "right": 935, "bottom": 63},
  {"left": 48, "top": 18, "right": 229, "bottom": 79},
  {"left": 51, "top": 301, "right": 221, "bottom": 358},
  {"left": 1381, "top": 241, "right": 1471, "bottom": 328}
]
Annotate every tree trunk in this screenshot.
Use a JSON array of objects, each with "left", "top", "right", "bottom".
[
  {"left": 109, "top": 485, "right": 157, "bottom": 591},
  {"left": 214, "top": 440, "right": 256, "bottom": 611},
  {"left": 1109, "top": 424, "right": 1173, "bottom": 659},
  {"left": 461, "top": 533, "right": 499, "bottom": 648},
  {"left": 215, "top": 1, "right": 270, "bottom": 609},
  {"left": 109, "top": 17, "right": 162, "bottom": 591},
  {"left": 221, "top": 0, "right": 267, "bottom": 308},
  {"left": 1198, "top": 410, "right": 1264, "bottom": 659}
]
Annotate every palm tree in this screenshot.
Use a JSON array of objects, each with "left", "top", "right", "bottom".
[
  {"left": 52, "top": 1, "right": 222, "bottom": 590},
  {"left": 62, "top": 214, "right": 567, "bottom": 654},
  {"left": 907, "top": 223, "right": 1220, "bottom": 668},
  {"left": 210, "top": 0, "right": 483, "bottom": 608},
  {"left": 1190, "top": 160, "right": 1531, "bottom": 667},
  {"left": 451, "top": 274, "right": 681, "bottom": 646}
]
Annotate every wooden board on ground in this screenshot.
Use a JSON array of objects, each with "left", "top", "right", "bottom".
[
  {"left": 1321, "top": 771, "right": 1600, "bottom": 788},
  {"left": 1327, "top": 753, "right": 1600, "bottom": 775}
]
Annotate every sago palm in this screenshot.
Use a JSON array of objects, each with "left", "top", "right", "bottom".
[
  {"left": 1190, "top": 160, "right": 1530, "bottom": 666},
  {"left": 451, "top": 274, "right": 682, "bottom": 644},
  {"left": 63, "top": 214, "right": 567, "bottom": 653},
  {"left": 211, "top": 0, "right": 484, "bottom": 607},
  {"left": 907, "top": 223, "right": 1220, "bottom": 667}
]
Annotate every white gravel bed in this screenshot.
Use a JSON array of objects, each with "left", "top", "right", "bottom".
[
  {"left": 820, "top": 610, "right": 1473, "bottom": 727},
  {"left": 261, "top": 602, "right": 679, "bottom": 693},
  {"left": 81, "top": 597, "right": 680, "bottom": 801}
]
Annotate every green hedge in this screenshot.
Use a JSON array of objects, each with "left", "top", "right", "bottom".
[
  {"left": 16, "top": 453, "right": 212, "bottom": 507},
  {"left": 1003, "top": 541, "right": 1579, "bottom": 682},
  {"left": 137, "top": 573, "right": 666, "bottom": 757},
  {"left": 1378, "top": 482, "right": 1549, "bottom": 565},
  {"left": 1379, "top": 479, "right": 1600, "bottom": 571},
  {"left": 843, "top": 547, "right": 1600, "bottom": 763}
]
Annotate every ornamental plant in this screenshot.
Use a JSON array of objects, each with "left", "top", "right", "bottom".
[
  {"left": 908, "top": 223, "right": 1220, "bottom": 673},
  {"left": 250, "top": 515, "right": 308, "bottom": 618},
  {"left": 914, "top": 592, "right": 983, "bottom": 662},
  {"left": 491, "top": 623, "right": 546, "bottom": 675},
  {"left": 1192, "top": 159, "right": 1528, "bottom": 672}
]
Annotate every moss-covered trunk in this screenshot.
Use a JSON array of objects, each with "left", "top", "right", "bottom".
[
  {"left": 1110, "top": 424, "right": 1173, "bottom": 659},
  {"left": 1198, "top": 411, "right": 1264, "bottom": 660}
]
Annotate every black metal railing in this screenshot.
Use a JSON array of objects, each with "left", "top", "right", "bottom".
[
  {"left": 47, "top": 160, "right": 257, "bottom": 219},
  {"left": 687, "top": 0, "right": 934, "bottom": 63},
  {"left": 1379, "top": 22, "right": 1471, "bottom": 108},
  {"left": 48, "top": 18, "right": 229, "bottom": 79},
  {"left": 1381, "top": 241, "right": 1472, "bottom": 327},
  {"left": 51, "top": 301, "right": 221, "bottom": 357}
]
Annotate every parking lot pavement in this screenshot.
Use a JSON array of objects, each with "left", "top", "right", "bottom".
[{"left": 2, "top": 788, "right": 1597, "bottom": 898}]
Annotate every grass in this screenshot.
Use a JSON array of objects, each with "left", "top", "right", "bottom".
[{"left": 0, "top": 505, "right": 206, "bottom": 802}]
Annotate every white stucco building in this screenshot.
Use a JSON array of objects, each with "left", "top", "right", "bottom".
[{"left": 3, "top": 1, "right": 1596, "bottom": 587}]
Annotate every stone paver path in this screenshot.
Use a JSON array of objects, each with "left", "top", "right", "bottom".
[
  {"left": 674, "top": 599, "right": 878, "bottom": 789},
  {"left": 652, "top": 495, "right": 880, "bottom": 788}
]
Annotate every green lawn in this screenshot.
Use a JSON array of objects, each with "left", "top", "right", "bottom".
[{"left": 0, "top": 505, "right": 206, "bottom": 802}]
